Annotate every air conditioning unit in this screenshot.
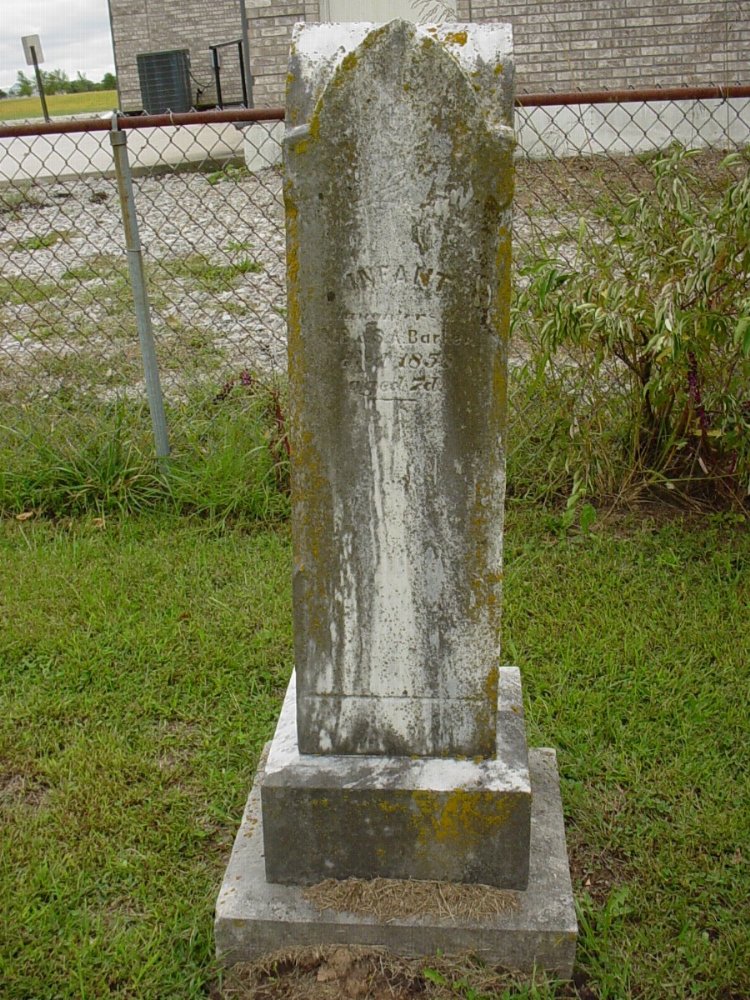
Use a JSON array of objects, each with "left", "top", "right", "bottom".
[{"left": 137, "top": 49, "right": 192, "bottom": 114}]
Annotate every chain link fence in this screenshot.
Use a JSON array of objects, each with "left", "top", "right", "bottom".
[{"left": 0, "top": 87, "right": 748, "bottom": 508}]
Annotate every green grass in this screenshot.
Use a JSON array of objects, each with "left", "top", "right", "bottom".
[
  {"left": 0, "top": 389, "right": 290, "bottom": 523},
  {"left": 167, "top": 253, "right": 264, "bottom": 292},
  {"left": 0, "top": 506, "right": 747, "bottom": 998},
  {"left": 0, "top": 90, "right": 118, "bottom": 121},
  {"left": 0, "top": 182, "right": 47, "bottom": 214},
  {"left": 0, "top": 274, "right": 63, "bottom": 306},
  {"left": 9, "top": 229, "right": 71, "bottom": 252},
  {"left": 0, "top": 516, "right": 292, "bottom": 998}
]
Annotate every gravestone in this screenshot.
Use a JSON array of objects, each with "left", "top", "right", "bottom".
[{"left": 216, "top": 20, "right": 576, "bottom": 975}]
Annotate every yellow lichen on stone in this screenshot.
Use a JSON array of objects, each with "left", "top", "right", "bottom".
[
  {"left": 491, "top": 226, "right": 512, "bottom": 419},
  {"left": 284, "top": 189, "right": 301, "bottom": 383},
  {"left": 484, "top": 664, "right": 499, "bottom": 709},
  {"left": 285, "top": 182, "right": 330, "bottom": 589},
  {"left": 361, "top": 22, "right": 390, "bottom": 50},
  {"left": 341, "top": 50, "right": 358, "bottom": 74},
  {"left": 442, "top": 31, "right": 468, "bottom": 46},
  {"left": 378, "top": 799, "right": 407, "bottom": 816},
  {"left": 330, "top": 20, "right": 390, "bottom": 92},
  {"left": 467, "top": 478, "right": 497, "bottom": 622},
  {"left": 411, "top": 789, "right": 513, "bottom": 850},
  {"left": 309, "top": 108, "right": 320, "bottom": 142},
  {"left": 292, "top": 427, "right": 331, "bottom": 570}
]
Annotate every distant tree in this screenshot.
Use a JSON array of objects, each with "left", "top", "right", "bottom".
[
  {"left": 0, "top": 89, "right": 7, "bottom": 99},
  {"left": 16, "top": 71, "right": 34, "bottom": 97},
  {"left": 11, "top": 67, "right": 116, "bottom": 98},
  {"left": 41, "top": 68, "right": 70, "bottom": 94},
  {"left": 68, "top": 71, "right": 95, "bottom": 94}
]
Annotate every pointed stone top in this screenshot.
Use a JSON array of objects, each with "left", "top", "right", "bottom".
[{"left": 287, "top": 19, "right": 514, "bottom": 132}]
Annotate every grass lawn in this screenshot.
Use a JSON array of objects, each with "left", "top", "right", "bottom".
[
  {"left": 0, "top": 506, "right": 748, "bottom": 998},
  {"left": 0, "top": 91, "right": 118, "bottom": 122}
]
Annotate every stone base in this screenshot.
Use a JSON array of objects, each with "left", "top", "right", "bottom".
[
  {"left": 215, "top": 748, "right": 577, "bottom": 978},
  {"left": 259, "top": 669, "right": 532, "bottom": 888}
]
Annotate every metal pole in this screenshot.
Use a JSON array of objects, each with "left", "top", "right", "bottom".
[
  {"left": 109, "top": 124, "right": 170, "bottom": 466},
  {"left": 237, "top": 41, "right": 248, "bottom": 109},
  {"left": 30, "top": 46, "right": 50, "bottom": 124},
  {"left": 210, "top": 46, "right": 223, "bottom": 109},
  {"left": 237, "top": 0, "right": 254, "bottom": 107}
]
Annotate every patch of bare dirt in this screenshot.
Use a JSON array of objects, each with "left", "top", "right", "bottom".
[
  {"left": 566, "top": 787, "right": 630, "bottom": 905},
  {"left": 0, "top": 769, "right": 50, "bottom": 810}
]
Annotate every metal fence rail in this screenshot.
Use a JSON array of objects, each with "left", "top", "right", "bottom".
[{"left": 0, "top": 85, "right": 748, "bottom": 475}]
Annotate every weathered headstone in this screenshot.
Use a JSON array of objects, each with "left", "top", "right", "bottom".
[
  {"left": 216, "top": 20, "right": 576, "bottom": 975},
  {"left": 285, "top": 19, "right": 513, "bottom": 761}
]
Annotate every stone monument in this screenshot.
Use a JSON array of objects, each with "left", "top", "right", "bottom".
[{"left": 216, "top": 19, "right": 576, "bottom": 976}]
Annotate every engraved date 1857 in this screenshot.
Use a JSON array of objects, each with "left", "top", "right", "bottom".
[{"left": 399, "top": 328, "right": 441, "bottom": 392}]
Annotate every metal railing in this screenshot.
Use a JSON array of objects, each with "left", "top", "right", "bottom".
[{"left": 0, "top": 85, "right": 748, "bottom": 476}]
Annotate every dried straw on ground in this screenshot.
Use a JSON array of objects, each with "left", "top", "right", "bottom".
[{"left": 303, "top": 876, "right": 520, "bottom": 922}]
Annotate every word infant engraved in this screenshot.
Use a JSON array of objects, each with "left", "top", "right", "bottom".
[{"left": 343, "top": 262, "right": 454, "bottom": 292}]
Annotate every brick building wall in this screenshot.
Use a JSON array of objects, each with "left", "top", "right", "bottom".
[
  {"left": 468, "top": 0, "right": 748, "bottom": 95},
  {"left": 247, "top": 1, "right": 320, "bottom": 108},
  {"left": 109, "top": 0, "right": 749, "bottom": 111},
  {"left": 109, "top": 0, "right": 246, "bottom": 112}
]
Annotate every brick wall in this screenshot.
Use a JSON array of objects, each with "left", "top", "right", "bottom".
[
  {"left": 109, "top": 0, "right": 749, "bottom": 111},
  {"left": 111, "top": 0, "right": 245, "bottom": 112},
  {"left": 463, "top": 0, "right": 749, "bottom": 94},
  {"left": 245, "top": 2, "right": 319, "bottom": 108}
]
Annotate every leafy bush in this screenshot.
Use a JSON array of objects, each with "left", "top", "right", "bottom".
[{"left": 512, "top": 147, "right": 750, "bottom": 508}]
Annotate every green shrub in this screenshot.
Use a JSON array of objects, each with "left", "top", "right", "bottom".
[{"left": 512, "top": 147, "right": 750, "bottom": 508}]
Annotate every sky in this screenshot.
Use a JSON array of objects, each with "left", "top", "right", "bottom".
[{"left": 0, "top": 0, "right": 115, "bottom": 92}]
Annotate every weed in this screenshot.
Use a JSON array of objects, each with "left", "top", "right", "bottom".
[
  {"left": 62, "top": 255, "right": 126, "bottom": 284},
  {"left": 166, "top": 254, "right": 264, "bottom": 292},
  {"left": 11, "top": 230, "right": 71, "bottom": 252},
  {"left": 0, "top": 385, "right": 289, "bottom": 523},
  {"left": 226, "top": 240, "right": 254, "bottom": 253},
  {"left": 413, "top": 0, "right": 457, "bottom": 22},
  {"left": 0, "top": 182, "right": 47, "bottom": 214},
  {"left": 0, "top": 275, "right": 62, "bottom": 306},
  {"left": 205, "top": 162, "right": 249, "bottom": 186}
]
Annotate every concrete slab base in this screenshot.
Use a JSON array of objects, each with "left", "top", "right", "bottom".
[
  {"left": 215, "top": 747, "right": 577, "bottom": 977},
  {"left": 260, "top": 669, "right": 532, "bottom": 888}
]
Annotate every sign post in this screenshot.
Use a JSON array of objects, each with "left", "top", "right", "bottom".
[{"left": 21, "top": 35, "right": 50, "bottom": 123}]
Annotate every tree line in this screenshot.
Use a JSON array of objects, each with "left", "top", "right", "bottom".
[{"left": 6, "top": 69, "right": 117, "bottom": 98}]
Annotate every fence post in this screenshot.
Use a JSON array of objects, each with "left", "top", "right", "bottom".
[{"left": 109, "top": 121, "right": 170, "bottom": 466}]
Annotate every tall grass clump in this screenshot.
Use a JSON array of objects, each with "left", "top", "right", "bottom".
[
  {"left": 165, "top": 373, "right": 290, "bottom": 524},
  {"left": 511, "top": 147, "right": 750, "bottom": 509},
  {"left": 0, "top": 376, "right": 290, "bottom": 523}
]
